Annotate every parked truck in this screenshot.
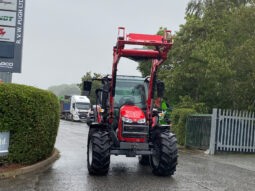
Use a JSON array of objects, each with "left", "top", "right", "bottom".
[{"left": 60, "top": 95, "right": 91, "bottom": 122}]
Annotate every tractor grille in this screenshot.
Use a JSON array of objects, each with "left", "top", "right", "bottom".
[{"left": 122, "top": 123, "right": 149, "bottom": 138}]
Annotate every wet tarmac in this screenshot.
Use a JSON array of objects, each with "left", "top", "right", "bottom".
[{"left": 0, "top": 120, "right": 255, "bottom": 191}]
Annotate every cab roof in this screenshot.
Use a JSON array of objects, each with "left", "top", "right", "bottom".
[{"left": 116, "top": 75, "right": 145, "bottom": 81}]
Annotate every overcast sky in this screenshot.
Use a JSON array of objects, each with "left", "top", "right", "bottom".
[{"left": 12, "top": 0, "right": 190, "bottom": 89}]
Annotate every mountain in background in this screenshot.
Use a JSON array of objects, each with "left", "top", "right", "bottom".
[{"left": 48, "top": 84, "right": 80, "bottom": 97}]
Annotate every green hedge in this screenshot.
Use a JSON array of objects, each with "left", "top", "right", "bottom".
[
  {"left": 171, "top": 108, "right": 196, "bottom": 145},
  {"left": 0, "top": 83, "right": 60, "bottom": 164}
]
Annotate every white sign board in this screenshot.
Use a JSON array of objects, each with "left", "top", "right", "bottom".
[
  {"left": 0, "top": 10, "right": 16, "bottom": 26},
  {"left": 0, "top": 26, "right": 15, "bottom": 42},
  {"left": 0, "top": 0, "right": 17, "bottom": 11},
  {"left": 0, "top": 131, "right": 10, "bottom": 156}
]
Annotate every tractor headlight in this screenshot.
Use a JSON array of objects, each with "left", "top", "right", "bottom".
[
  {"left": 122, "top": 117, "right": 133, "bottom": 123},
  {"left": 137, "top": 118, "right": 146, "bottom": 124}
]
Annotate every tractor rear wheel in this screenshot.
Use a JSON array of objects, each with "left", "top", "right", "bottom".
[
  {"left": 87, "top": 130, "right": 111, "bottom": 175},
  {"left": 150, "top": 130, "right": 178, "bottom": 176},
  {"left": 138, "top": 155, "right": 150, "bottom": 166}
]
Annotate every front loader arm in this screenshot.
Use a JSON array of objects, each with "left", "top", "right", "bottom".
[
  {"left": 109, "top": 27, "right": 173, "bottom": 125},
  {"left": 146, "top": 58, "right": 165, "bottom": 125},
  {"left": 109, "top": 51, "right": 120, "bottom": 124}
]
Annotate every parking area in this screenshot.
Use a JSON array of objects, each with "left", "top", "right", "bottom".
[{"left": 0, "top": 120, "right": 254, "bottom": 191}]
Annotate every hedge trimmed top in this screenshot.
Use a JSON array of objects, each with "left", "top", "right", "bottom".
[{"left": 0, "top": 83, "right": 60, "bottom": 164}]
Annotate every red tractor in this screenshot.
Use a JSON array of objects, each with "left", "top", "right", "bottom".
[{"left": 83, "top": 27, "right": 178, "bottom": 176}]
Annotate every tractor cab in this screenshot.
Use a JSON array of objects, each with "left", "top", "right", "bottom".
[
  {"left": 112, "top": 76, "right": 148, "bottom": 125},
  {"left": 114, "top": 76, "right": 149, "bottom": 143}
]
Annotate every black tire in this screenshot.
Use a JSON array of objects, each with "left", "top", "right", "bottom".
[
  {"left": 87, "top": 116, "right": 92, "bottom": 126},
  {"left": 138, "top": 155, "right": 150, "bottom": 166},
  {"left": 150, "top": 130, "right": 178, "bottom": 176},
  {"left": 87, "top": 130, "right": 111, "bottom": 175}
]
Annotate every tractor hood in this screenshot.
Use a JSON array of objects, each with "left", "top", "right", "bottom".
[{"left": 120, "top": 105, "right": 145, "bottom": 122}]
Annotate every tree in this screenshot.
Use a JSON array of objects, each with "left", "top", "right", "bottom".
[
  {"left": 186, "top": 0, "right": 253, "bottom": 17},
  {"left": 78, "top": 72, "right": 103, "bottom": 105},
  {"left": 137, "top": 0, "right": 255, "bottom": 112}
]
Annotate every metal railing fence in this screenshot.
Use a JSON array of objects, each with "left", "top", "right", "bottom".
[{"left": 209, "top": 109, "right": 255, "bottom": 154}]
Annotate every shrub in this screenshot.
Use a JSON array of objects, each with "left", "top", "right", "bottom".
[
  {"left": 171, "top": 108, "right": 196, "bottom": 145},
  {"left": 0, "top": 83, "right": 60, "bottom": 165},
  {"left": 177, "top": 96, "right": 209, "bottom": 113}
]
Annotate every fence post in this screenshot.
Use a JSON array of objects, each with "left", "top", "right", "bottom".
[{"left": 209, "top": 108, "right": 217, "bottom": 155}]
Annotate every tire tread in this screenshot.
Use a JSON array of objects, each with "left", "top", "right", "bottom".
[{"left": 87, "top": 130, "right": 111, "bottom": 175}]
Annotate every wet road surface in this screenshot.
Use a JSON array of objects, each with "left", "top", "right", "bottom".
[{"left": 0, "top": 120, "right": 255, "bottom": 191}]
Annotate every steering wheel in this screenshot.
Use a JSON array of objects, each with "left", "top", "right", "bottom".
[{"left": 118, "top": 96, "right": 134, "bottom": 107}]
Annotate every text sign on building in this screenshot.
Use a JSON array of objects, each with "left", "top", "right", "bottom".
[
  {"left": 0, "top": 26, "right": 15, "bottom": 41},
  {"left": 0, "top": 0, "right": 17, "bottom": 11},
  {"left": 0, "top": 0, "right": 25, "bottom": 73},
  {"left": 0, "top": 10, "right": 16, "bottom": 26}
]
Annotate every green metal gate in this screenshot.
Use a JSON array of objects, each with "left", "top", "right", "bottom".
[{"left": 185, "top": 114, "right": 212, "bottom": 150}]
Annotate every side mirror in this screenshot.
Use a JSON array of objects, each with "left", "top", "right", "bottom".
[
  {"left": 95, "top": 88, "right": 108, "bottom": 109},
  {"left": 82, "top": 81, "right": 92, "bottom": 96},
  {"left": 72, "top": 103, "right": 75, "bottom": 109},
  {"left": 102, "top": 91, "right": 108, "bottom": 109},
  {"left": 157, "top": 81, "right": 165, "bottom": 98},
  {"left": 95, "top": 89, "right": 103, "bottom": 105}
]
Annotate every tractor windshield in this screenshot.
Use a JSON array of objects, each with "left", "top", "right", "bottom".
[{"left": 114, "top": 77, "right": 147, "bottom": 109}]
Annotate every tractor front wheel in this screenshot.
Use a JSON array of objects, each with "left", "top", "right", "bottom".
[
  {"left": 150, "top": 130, "right": 178, "bottom": 176},
  {"left": 87, "top": 130, "right": 111, "bottom": 175}
]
